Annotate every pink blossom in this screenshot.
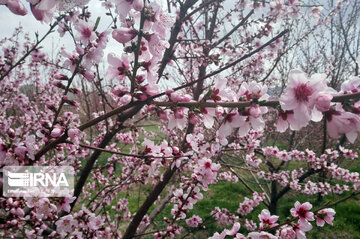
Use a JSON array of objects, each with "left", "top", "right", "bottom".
[
  {"left": 141, "top": 83, "right": 160, "bottom": 96},
  {"left": 341, "top": 76, "right": 360, "bottom": 93},
  {"left": 293, "top": 220, "right": 312, "bottom": 239},
  {"left": 315, "top": 92, "right": 333, "bottom": 112},
  {"left": 248, "top": 231, "right": 277, "bottom": 239},
  {"left": 88, "top": 216, "right": 104, "bottom": 230},
  {"left": 310, "top": 6, "right": 323, "bottom": 19},
  {"left": 280, "top": 70, "right": 328, "bottom": 126},
  {"left": 51, "top": 127, "right": 63, "bottom": 138},
  {"left": 212, "top": 78, "right": 235, "bottom": 102},
  {"left": 4, "top": 0, "right": 27, "bottom": 16},
  {"left": 67, "top": 128, "right": 80, "bottom": 140},
  {"left": 120, "top": 94, "right": 132, "bottom": 105},
  {"left": 316, "top": 208, "right": 335, "bottom": 227},
  {"left": 75, "top": 20, "right": 96, "bottom": 45},
  {"left": 106, "top": 53, "right": 130, "bottom": 81},
  {"left": 259, "top": 209, "right": 279, "bottom": 229},
  {"left": 147, "top": 34, "right": 170, "bottom": 59},
  {"left": 211, "top": 207, "right": 238, "bottom": 226},
  {"left": 170, "top": 92, "right": 191, "bottom": 102},
  {"left": 209, "top": 231, "right": 226, "bottom": 239},
  {"left": 201, "top": 107, "right": 216, "bottom": 129},
  {"left": 239, "top": 105, "right": 268, "bottom": 137},
  {"left": 14, "top": 145, "right": 27, "bottom": 159},
  {"left": 209, "top": 222, "right": 244, "bottom": 239},
  {"left": 55, "top": 215, "right": 77, "bottom": 235},
  {"left": 36, "top": 0, "right": 57, "bottom": 11},
  {"left": 112, "top": 28, "right": 137, "bottom": 44},
  {"left": 193, "top": 158, "right": 220, "bottom": 189},
  {"left": 57, "top": 197, "right": 76, "bottom": 213},
  {"left": 276, "top": 110, "right": 306, "bottom": 132},
  {"left": 157, "top": 109, "right": 169, "bottom": 122},
  {"left": 115, "top": 0, "right": 143, "bottom": 20},
  {"left": 238, "top": 82, "right": 269, "bottom": 101},
  {"left": 189, "top": 112, "right": 199, "bottom": 125},
  {"left": 218, "top": 112, "right": 246, "bottom": 139},
  {"left": 185, "top": 215, "right": 202, "bottom": 227},
  {"left": 278, "top": 226, "right": 296, "bottom": 239},
  {"left": 30, "top": 3, "right": 53, "bottom": 23},
  {"left": 224, "top": 222, "right": 241, "bottom": 236},
  {"left": 325, "top": 106, "right": 360, "bottom": 143},
  {"left": 290, "top": 201, "right": 314, "bottom": 226},
  {"left": 151, "top": 3, "right": 176, "bottom": 38},
  {"left": 168, "top": 107, "right": 188, "bottom": 130}
]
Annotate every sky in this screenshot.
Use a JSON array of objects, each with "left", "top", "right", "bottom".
[
  {"left": 0, "top": 0, "right": 234, "bottom": 59},
  {"left": 0, "top": 1, "right": 123, "bottom": 62}
]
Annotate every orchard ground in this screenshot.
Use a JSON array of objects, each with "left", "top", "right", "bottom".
[{"left": 89, "top": 122, "right": 360, "bottom": 239}]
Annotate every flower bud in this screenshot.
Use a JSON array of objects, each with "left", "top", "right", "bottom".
[
  {"left": 51, "top": 127, "right": 63, "bottom": 138},
  {"left": 6, "top": 0, "right": 28, "bottom": 16},
  {"left": 112, "top": 28, "right": 137, "bottom": 44},
  {"left": 315, "top": 92, "right": 332, "bottom": 112}
]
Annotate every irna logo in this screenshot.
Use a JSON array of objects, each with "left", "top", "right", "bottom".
[
  {"left": 7, "top": 171, "right": 69, "bottom": 187},
  {"left": 3, "top": 166, "right": 74, "bottom": 197}
]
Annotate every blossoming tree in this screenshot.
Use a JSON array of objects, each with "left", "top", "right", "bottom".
[{"left": 0, "top": 0, "right": 360, "bottom": 238}]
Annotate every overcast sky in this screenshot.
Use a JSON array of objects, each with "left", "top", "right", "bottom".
[{"left": 0, "top": 2, "right": 123, "bottom": 63}]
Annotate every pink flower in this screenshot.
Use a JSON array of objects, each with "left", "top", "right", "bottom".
[
  {"left": 239, "top": 105, "right": 268, "bottom": 137},
  {"left": 67, "top": 128, "right": 79, "bottom": 139},
  {"left": 212, "top": 78, "right": 235, "bottom": 102},
  {"left": 141, "top": 84, "right": 159, "bottom": 96},
  {"left": 316, "top": 208, "right": 335, "bottom": 227},
  {"left": 115, "top": 0, "right": 143, "bottom": 20},
  {"left": 278, "top": 226, "right": 296, "bottom": 239},
  {"left": 75, "top": 20, "right": 96, "bottom": 45},
  {"left": 238, "top": 82, "right": 269, "bottom": 101},
  {"left": 112, "top": 27, "right": 137, "bottom": 44},
  {"left": 218, "top": 112, "right": 246, "bottom": 139},
  {"left": 341, "top": 76, "right": 360, "bottom": 93},
  {"left": 36, "top": 0, "right": 57, "bottom": 11},
  {"left": 201, "top": 107, "right": 216, "bottom": 129},
  {"left": 276, "top": 110, "right": 305, "bottom": 132},
  {"left": 14, "top": 145, "right": 27, "bottom": 159},
  {"left": 4, "top": 0, "right": 27, "bottom": 16},
  {"left": 259, "top": 209, "right": 279, "bottom": 229},
  {"left": 57, "top": 197, "right": 76, "bottom": 213},
  {"left": 280, "top": 70, "right": 328, "bottom": 126},
  {"left": 209, "top": 223, "right": 245, "bottom": 239},
  {"left": 310, "top": 6, "right": 323, "bottom": 19},
  {"left": 30, "top": 3, "right": 53, "bottom": 23},
  {"left": 106, "top": 53, "right": 130, "bottom": 81},
  {"left": 185, "top": 215, "right": 202, "bottom": 227},
  {"left": 147, "top": 34, "right": 170, "bottom": 59},
  {"left": 151, "top": 3, "right": 176, "bottom": 38},
  {"left": 209, "top": 232, "right": 226, "bottom": 239},
  {"left": 193, "top": 158, "right": 220, "bottom": 189},
  {"left": 88, "top": 216, "right": 104, "bottom": 230},
  {"left": 189, "top": 112, "right": 199, "bottom": 125},
  {"left": 290, "top": 201, "right": 314, "bottom": 226},
  {"left": 248, "top": 231, "right": 277, "bottom": 239},
  {"left": 325, "top": 106, "right": 360, "bottom": 143},
  {"left": 168, "top": 107, "right": 188, "bottom": 130},
  {"left": 293, "top": 220, "right": 312, "bottom": 239},
  {"left": 120, "top": 94, "right": 132, "bottom": 105},
  {"left": 224, "top": 222, "right": 241, "bottom": 236},
  {"left": 51, "top": 127, "right": 63, "bottom": 138},
  {"left": 55, "top": 215, "right": 77, "bottom": 235},
  {"left": 157, "top": 109, "right": 169, "bottom": 122},
  {"left": 315, "top": 92, "right": 333, "bottom": 112}
]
